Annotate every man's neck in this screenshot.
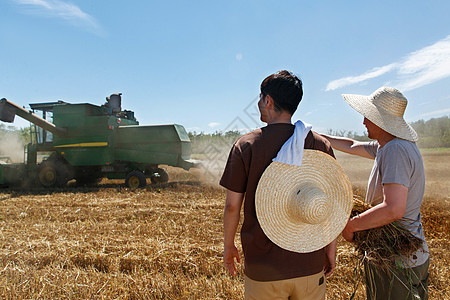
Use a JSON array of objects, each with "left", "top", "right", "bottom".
[
  {"left": 266, "top": 111, "right": 292, "bottom": 125},
  {"left": 377, "top": 132, "right": 396, "bottom": 148}
]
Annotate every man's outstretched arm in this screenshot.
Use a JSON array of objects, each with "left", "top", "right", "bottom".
[
  {"left": 223, "top": 189, "right": 244, "bottom": 276},
  {"left": 321, "top": 134, "right": 374, "bottom": 159}
]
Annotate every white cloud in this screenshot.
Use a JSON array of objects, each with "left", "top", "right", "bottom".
[
  {"left": 236, "top": 53, "right": 243, "bottom": 61},
  {"left": 396, "top": 36, "right": 450, "bottom": 91},
  {"left": 208, "top": 122, "right": 220, "bottom": 128},
  {"left": 326, "top": 64, "right": 396, "bottom": 91},
  {"left": 326, "top": 35, "right": 450, "bottom": 92},
  {"left": 416, "top": 108, "right": 450, "bottom": 119},
  {"left": 13, "top": 0, "right": 104, "bottom": 36}
]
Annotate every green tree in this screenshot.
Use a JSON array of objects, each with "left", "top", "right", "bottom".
[{"left": 411, "top": 116, "right": 450, "bottom": 148}]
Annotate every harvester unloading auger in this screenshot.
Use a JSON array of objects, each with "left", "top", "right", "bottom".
[{"left": 0, "top": 94, "right": 199, "bottom": 188}]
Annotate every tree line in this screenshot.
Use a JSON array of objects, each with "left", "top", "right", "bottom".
[
  {"left": 1, "top": 115, "right": 448, "bottom": 152},
  {"left": 188, "top": 115, "right": 450, "bottom": 150},
  {"left": 411, "top": 115, "right": 450, "bottom": 148}
]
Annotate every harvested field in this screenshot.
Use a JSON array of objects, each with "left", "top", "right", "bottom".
[{"left": 0, "top": 149, "right": 449, "bottom": 299}]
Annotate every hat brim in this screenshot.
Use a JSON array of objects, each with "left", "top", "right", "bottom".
[
  {"left": 342, "top": 93, "right": 418, "bottom": 142},
  {"left": 255, "top": 150, "right": 353, "bottom": 253}
]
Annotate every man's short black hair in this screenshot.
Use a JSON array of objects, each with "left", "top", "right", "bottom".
[{"left": 260, "top": 70, "right": 303, "bottom": 115}]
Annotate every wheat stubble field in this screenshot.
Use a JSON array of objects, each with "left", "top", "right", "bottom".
[{"left": 0, "top": 149, "right": 449, "bottom": 299}]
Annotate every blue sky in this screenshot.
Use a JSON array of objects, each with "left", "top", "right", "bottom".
[{"left": 1, "top": 0, "right": 450, "bottom": 135}]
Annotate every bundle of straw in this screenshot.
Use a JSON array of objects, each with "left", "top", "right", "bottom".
[{"left": 350, "top": 196, "right": 423, "bottom": 271}]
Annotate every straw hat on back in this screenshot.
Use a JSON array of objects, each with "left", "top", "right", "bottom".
[
  {"left": 255, "top": 150, "right": 353, "bottom": 253},
  {"left": 342, "top": 86, "right": 418, "bottom": 142}
]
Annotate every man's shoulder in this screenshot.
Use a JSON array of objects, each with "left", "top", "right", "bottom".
[
  {"left": 308, "top": 130, "right": 329, "bottom": 145},
  {"left": 228, "top": 128, "right": 264, "bottom": 155},
  {"left": 234, "top": 128, "right": 262, "bottom": 145},
  {"left": 238, "top": 128, "right": 263, "bottom": 140},
  {"left": 235, "top": 124, "right": 293, "bottom": 144},
  {"left": 383, "top": 138, "right": 419, "bottom": 155},
  {"left": 307, "top": 131, "right": 335, "bottom": 156},
  {"left": 379, "top": 139, "right": 423, "bottom": 165}
]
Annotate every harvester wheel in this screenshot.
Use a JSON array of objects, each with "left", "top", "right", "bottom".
[
  {"left": 37, "top": 163, "right": 57, "bottom": 187},
  {"left": 151, "top": 168, "right": 169, "bottom": 184},
  {"left": 37, "top": 161, "right": 69, "bottom": 187},
  {"left": 125, "top": 171, "right": 147, "bottom": 189}
]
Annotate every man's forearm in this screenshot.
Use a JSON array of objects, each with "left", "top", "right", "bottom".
[
  {"left": 343, "top": 184, "right": 407, "bottom": 242},
  {"left": 349, "top": 183, "right": 408, "bottom": 233},
  {"left": 223, "top": 190, "right": 244, "bottom": 248},
  {"left": 321, "top": 134, "right": 373, "bottom": 159},
  {"left": 348, "top": 203, "right": 399, "bottom": 233},
  {"left": 325, "top": 238, "right": 337, "bottom": 256},
  {"left": 223, "top": 206, "right": 241, "bottom": 247}
]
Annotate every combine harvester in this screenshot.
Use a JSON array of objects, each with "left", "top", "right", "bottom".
[{"left": 0, "top": 94, "right": 198, "bottom": 188}]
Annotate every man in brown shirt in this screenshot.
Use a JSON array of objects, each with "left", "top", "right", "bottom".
[{"left": 220, "top": 70, "right": 336, "bottom": 299}]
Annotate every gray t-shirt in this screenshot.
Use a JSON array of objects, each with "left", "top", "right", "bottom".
[{"left": 364, "top": 138, "right": 429, "bottom": 267}]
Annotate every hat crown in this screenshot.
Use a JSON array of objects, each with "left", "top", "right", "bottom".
[
  {"left": 369, "top": 86, "right": 407, "bottom": 118},
  {"left": 289, "top": 183, "right": 330, "bottom": 225}
]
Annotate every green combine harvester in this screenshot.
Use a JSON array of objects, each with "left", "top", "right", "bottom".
[{"left": 0, "top": 94, "right": 198, "bottom": 188}]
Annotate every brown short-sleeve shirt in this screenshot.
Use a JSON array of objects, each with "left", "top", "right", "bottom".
[{"left": 220, "top": 123, "right": 335, "bottom": 281}]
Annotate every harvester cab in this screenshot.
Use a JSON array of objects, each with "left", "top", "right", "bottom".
[
  {"left": 0, "top": 94, "right": 198, "bottom": 189},
  {"left": 28, "top": 101, "right": 66, "bottom": 145}
]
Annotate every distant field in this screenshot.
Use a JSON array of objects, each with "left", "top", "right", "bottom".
[
  {"left": 335, "top": 147, "right": 450, "bottom": 197},
  {"left": 0, "top": 149, "right": 448, "bottom": 299}
]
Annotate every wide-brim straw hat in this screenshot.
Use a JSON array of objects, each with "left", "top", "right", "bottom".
[
  {"left": 255, "top": 150, "right": 353, "bottom": 253},
  {"left": 342, "top": 86, "right": 418, "bottom": 142}
]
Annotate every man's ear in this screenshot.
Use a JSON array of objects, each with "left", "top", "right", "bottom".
[{"left": 265, "top": 94, "right": 275, "bottom": 110}]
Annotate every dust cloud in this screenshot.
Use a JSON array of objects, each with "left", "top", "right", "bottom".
[
  {"left": 0, "top": 131, "right": 26, "bottom": 163},
  {"left": 191, "top": 140, "right": 235, "bottom": 186},
  {"left": 196, "top": 151, "right": 230, "bottom": 185}
]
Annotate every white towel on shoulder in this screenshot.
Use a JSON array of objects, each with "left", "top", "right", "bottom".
[{"left": 272, "top": 120, "right": 312, "bottom": 166}]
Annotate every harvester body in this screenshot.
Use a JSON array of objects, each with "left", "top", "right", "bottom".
[{"left": 0, "top": 94, "right": 196, "bottom": 188}]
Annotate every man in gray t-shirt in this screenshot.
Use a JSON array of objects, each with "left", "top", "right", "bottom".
[
  {"left": 323, "top": 87, "right": 429, "bottom": 300},
  {"left": 364, "top": 139, "right": 429, "bottom": 268}
]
